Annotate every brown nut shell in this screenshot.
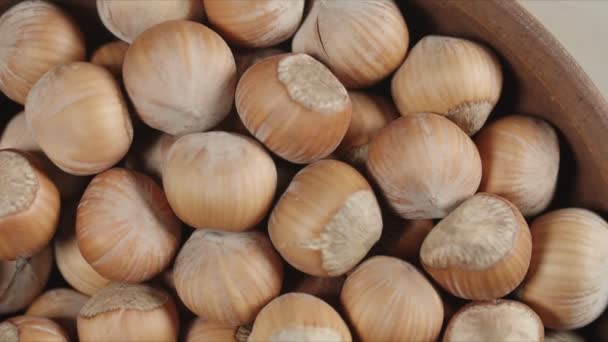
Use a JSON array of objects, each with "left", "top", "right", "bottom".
[
  {"left": 249, "top": 293, "right": 352, "bottom": 342},
  {"left": 475, "top": 115, "right": 560, "bottom": 217},
  {"left": 293, "top": 0, "right": 409, "bottom": 88},
  {"left": 97, "top": 0, "right": 203, "bottom": 43},
  {"left": 0, "top": 316, "right": 68, "bottom": 342},
  {"left": 184, "top": 318, "right": 251, "bottom": 342},
  {"left": 204, "top": 0, "right": 304, "bottom": 48},
  {"left": 391, "top": 35, "right": 502, "bottom": 135},
  {"left": 77, "top": 283, "right": 179, "bottom": 342},
  {"left": 0, "top": 114, "right": 90, "bottom": 200},
  {"left": 0, "top": 0, "right": 85, "bottom": 104},
  {"left": 174, "top": 229, "right": 283, "bottom": 325},
  {"left": 518, "top": 208, "right": 608, "bottom": 330},
  {"left": 335, "top": 91, "right": 399, "bottom": 169},
  {"left": 26, "top": 288, "right": 89, "bottom": 339},
  {"left": 341, "top": 256, "right": 444, "bottom": 341},
  {"left": 0, "top": 150, "right": 60, "bottom": 260},
  {"left": 163, "top": 132, "right": 277, "bottom": 231},
  {"left": 443, "top": 300, "right": 543, "bottom": 342},
  {"left": 235, "top": 47, "right": 286, "bottom": 78},
  {"left": 380, "top": 217, "right": 434, "bottom": 262},
  {"left": 54, "top": 202, "right": 110, "bottom": 296},
  {"left": 236, "top": 53, "right": 352, "bottom": 164},
  {"left": 420, "top": 193, "right": 532, "bottom": 300},
  {"left": 367, "top": 113, "right": 481, "bottom": 219},
  {"left": 124, "top": 131, "right": 177, "bottom": 181},
  {"left": 0, "top": 112, "right": 39, "bottom": 152},
  {"left": 76, "top": 168, "right": 181, "bottom": 283},
  {"left": 0, "top": 245, "right": 52, "bottom": 314},
  {"left": 269, "top": 159, "right": 383, "bottom": 277},
  {"left": 124, "top": 20, "right": 236, "bottom": 136},
  {"left": 25, "top": 62, "right": 133, "bottom": 176},
  {"left": 90, "top": 41, "right": 130, "bottom": 78}
]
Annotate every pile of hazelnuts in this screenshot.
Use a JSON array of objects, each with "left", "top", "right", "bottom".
[{"left": 0, "top": 1, "right": 606, "bottom": 342}]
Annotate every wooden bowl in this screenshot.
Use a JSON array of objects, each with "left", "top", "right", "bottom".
[{"left": 1, "top": 0, "right": 604, "bottom": 214}]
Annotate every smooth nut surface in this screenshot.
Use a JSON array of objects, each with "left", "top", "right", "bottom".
[
  {"left": 124, "top": 20, "right": 236, "bottom": 136},
  {"left": 269, "top": 159, "right": 382, "bottom": 277},
  {"left": 163, "top": 132, "right": 277, "bottom": 231},
  {"left": 0, "top": 150, "right": 60, "bottom": 260},
  {"left": 444, "top": 300, "right": 543, "bottom": 342},
  {"left": 0, "top": 246, "right": 53, "bottom": 315},
  {"left": 367, "top": 113, "right": 482, "bottom": 219},
  {"left": 420, "top": 193, "right": 531, "bottom": 300},
  {"left": 204, "top": 0, "right": 304, "bottom": 48},
  {"left": 174, "top": 229, "right": 283, "bottom": 326},
  {"left": 391, "top": 35, "right": 502, "bottom": 135},
  {"left": 76, "top": 168, "right": 181, "bottom": 283},
  {"left": 55, "top": 203, "right": 111, "bottom": 296},
  {"left": 236, "top": 53, "right": 352, "bottom": 164},
  {"left": 77, "top": 283, "right": 179, "bottom": 342},
  {"left": 0, "top": 315, "right": 68, "bottom": 342},
  {"left": 97, "top": 0, "right": 203, "bottom": 43},
  {"left": 475, "top": 115, "right": 560, "bottom": 217},
  {"left": 341, "top": 256, "right": 444, "bottom": 342},
  {"left": 518, "top": 208, "right": 608, "bottom": 329},
  {"left": 293, "top": 0, "right": 409, "bottom": 88},
  {"left": 0, "top": 1, "right": 85, "bottom": 104},
  {"left": 249, "top": 293, "right": 352, "bottom": 342},
  {"left": 25, "top": 62, "right": 133, "bottom": 175}
]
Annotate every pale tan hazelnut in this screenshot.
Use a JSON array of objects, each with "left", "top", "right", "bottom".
[
  {"left": 443, "top": 300, "right": 543, "bottom": 342},
  {"left": 420, "top": 193, "right": 532, "bottom": 300},
  {"left": 25, "top": 62, "right": 133, "bottom": 176},
  {"left": 54, "top": 202, "right": 111, "bottom": 296},
  {"left": 76, "top": 168, "right": 181, "bottom": 283},
  {"left": 545, "top": 331, "right": 585, "bottom": 342},
  {"left": 475, "top": 115, "right": 560, "bottom": 217},
  {"left": 97, "top": 0, "right": 204, "bottom": 43},
  {"left": 341, "top": 256, "right": 443, "bottom": 341},
  {"left": 518, "top": 208, "right": 608, "bottom": 330},
  {"left": 367, "top": 113, "right": 481, "bottom": 219},
  {"left": 0, "top": 0, "right": 85, "bottom": 104},
  {"left": 236, "top": 53, "right": 352, "bottom": 164},
  {"left": 90, "top": 41, "right": 130, "bottom": 78},
  {"left": 0, "top": 315, "right": 68, "bottom": 342},
  {"left": 0, "top": 112, "right": 39, "bottom": 152},
  {"left": 392, "top": 35, "right": 503, "bottom": 135},
  {"left": 77, "top": 283, "right": 179, "bottom": 342},
  {"left": 249, "top": 293, "right": 352, "bottom": 341},
  {"left": 0, "top": 245, "right": 52, "bottom": 314},
  {"left": 0, "top": 150, "right": 60, "bottom": 260},
  {"left": 269, "top": 159, "right": 383, "bottom": 277},
  {"left": 0, "top": 112, "right": 90, "bottom": 200},
  {"left": 124, "top": 20, "right": 236, "bottom": 136},
  {"left": 293, "top": 0, "right": 409, "bottom": 88},
  {"left": 163, "top": 132, "right": 277, "bottom": 231},
  {"left": 184, "top": 318, "right": 251, "bottom": 342},
  {"left": 335, "top": 91, "right": 399, "bottom": 169},
  {"left": 174, "top": 229, "right": 283, "bottom": 325},
  {"left": 204, "top": 0, "right": 304, "bottom": 48},
  {"left": 26, "top": 288, "right": 89, "bottom": 339}
]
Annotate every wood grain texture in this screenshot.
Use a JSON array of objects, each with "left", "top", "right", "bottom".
[{"left": 405, "top": 0, "right": 608, "bottom": 213}]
